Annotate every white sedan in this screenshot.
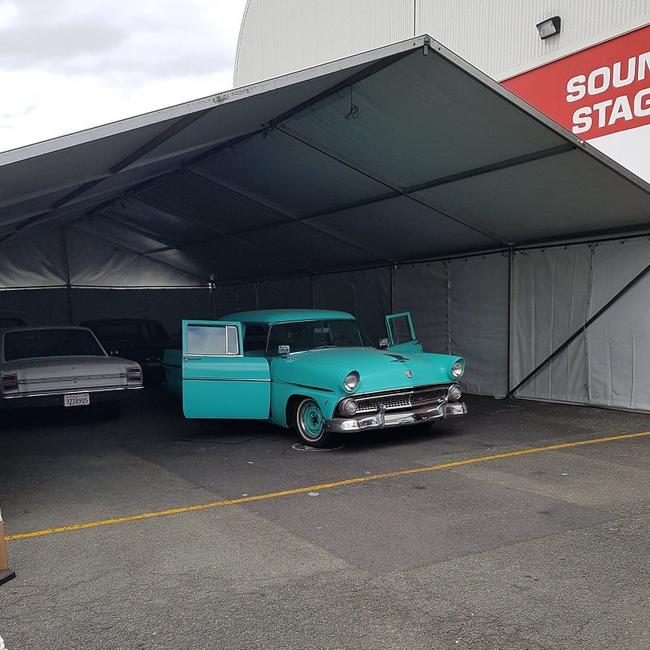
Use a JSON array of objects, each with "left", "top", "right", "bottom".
[{"left": 0, "top": 326, "right": 143, "bottom": 418}]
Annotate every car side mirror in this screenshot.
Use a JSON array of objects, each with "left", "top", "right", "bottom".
[
  {"left": 378, "top": 338, "right": 389, "bottom": 349},
  {"left": 278, "top": 345, "right": 290, "bottom": 357}
]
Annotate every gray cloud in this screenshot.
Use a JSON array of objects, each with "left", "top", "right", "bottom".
[{"left": 0, "top": 0, "right": 240, "bottom": 82}]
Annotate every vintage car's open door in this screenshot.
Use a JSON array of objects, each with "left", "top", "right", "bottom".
[
  {"left": 385, "top": 312, "right": 424, "bottom": 354},
  {"left": 182, "top": 320, "right": 270, "bottom": 419}
]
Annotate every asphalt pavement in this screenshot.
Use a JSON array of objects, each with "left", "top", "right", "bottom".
[{"left": 1, "top": 389, "right": 649, "bottom": 649}]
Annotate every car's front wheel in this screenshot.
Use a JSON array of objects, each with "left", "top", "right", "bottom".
[{"left": 293, "top": 398, "right": 334, "bottom": 447}]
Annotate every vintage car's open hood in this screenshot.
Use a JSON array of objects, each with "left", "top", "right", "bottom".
[{"left": 278, "top": 347, "right": 461, "bottom": 394}]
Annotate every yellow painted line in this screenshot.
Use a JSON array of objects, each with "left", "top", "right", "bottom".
[{"left": 6, "top": 430, "right": 650, "bottom": 542}]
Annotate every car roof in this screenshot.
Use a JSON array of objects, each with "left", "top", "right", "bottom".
[
  {"left": 0, "top": 325, "right": 94, "bottom": 337},
  {"left": 219, "top": 309, "right": 355, "bottom": 325},
  {"left": 81, "top": 318, "right": 158, "bottom": 325}
]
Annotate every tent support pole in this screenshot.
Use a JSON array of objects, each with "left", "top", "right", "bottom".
[
  {"left": 61, "top": 228, "right": 74, "bottom": 325},
  {"left": 209, "top": 278, "right": 217, "bottom": 318},
  {"left": 506, "top": 246, "right": 514, "bottom": 397},
  {"left": 507, "top": 258, "right": 650, "bottom": 398}
]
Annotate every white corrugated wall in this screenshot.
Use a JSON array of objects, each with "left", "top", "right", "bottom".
[{"left": 235, "top": 0, "right": 650, "bottom": 86}]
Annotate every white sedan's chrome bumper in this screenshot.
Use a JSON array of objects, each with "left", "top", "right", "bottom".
[{"left": 325, "top": 400, "right": 467, "bottom": 433}]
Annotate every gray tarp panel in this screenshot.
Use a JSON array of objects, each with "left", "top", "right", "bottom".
[
  {"left": 313, "top": 273, "right": 357, "bottom": 315},
  {"left": 393, "top": 255, "right": 509, "bottom": 397},
  {"left": 352, "top": 267, "right": 391, "bottom": 345},
  {"left": 66, "top": 228, "right": 202, "bottom": 288},
  {"left": 512, "top": 239, "right": 650, "bottom": 411},
  {"left": 512, "top": 246, "right": 591, "bottom": 404},
  {"left": 393, "top": 262, "right": 449, "bottom": 353},
  {"left": 449, "top": 255, "right": 508, "bottom": 398},
  {"left": 0, "top": 289, "right": 70, "bottom": 325},
  {"left": 587, "top": 240, "right": 650, "bottom": 411},
  {"left": 0, "top": 231, "right": 67, "bottom": 288}
]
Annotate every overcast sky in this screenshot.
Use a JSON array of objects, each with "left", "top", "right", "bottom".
[{"left": 0, "top": 0, "right": 247, "bottom": 152}]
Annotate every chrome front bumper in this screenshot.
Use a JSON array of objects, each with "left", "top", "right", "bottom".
[{"left": 325, "top": 400, "right": 467, "bottom": 433}]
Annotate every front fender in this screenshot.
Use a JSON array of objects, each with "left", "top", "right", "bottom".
[{"left": 270, "top": 380, "right": 341, "bottom": 428}]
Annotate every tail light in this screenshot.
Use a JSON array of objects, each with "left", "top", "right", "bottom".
[
  {"left": 127, "top": 367, "right": 143, "bottom": 384},
  {"left": 1, "top": 374, "right": 18, "bottom": 394}
]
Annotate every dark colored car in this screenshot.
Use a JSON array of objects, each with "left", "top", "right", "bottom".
[
  {"left": 0, "top": 317, "right": 26, "bottom": 329},
  {"left": 80, "top": 319, "right": 170, "bottom": 383}
]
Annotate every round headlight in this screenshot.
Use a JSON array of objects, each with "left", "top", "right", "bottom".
[
  {"left": 340, "top": 398, "right": 359, "bottom": 416},
  {"left": 343, "top": 371, "right": 360, "bottom": 393},
  {"left": 451, "top": 361, "right": 464, "bottom": 379}
]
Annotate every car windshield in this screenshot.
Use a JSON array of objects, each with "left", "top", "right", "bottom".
[
  {"left": 4, "top": 329, "right": 106, "bottom": 362},
  {"left": 267, "top": 319, "right": 365, "bottom": 354}
]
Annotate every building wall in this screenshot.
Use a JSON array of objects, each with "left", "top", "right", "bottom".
[
  {"left": 235, "top": 1, "right": 650, "bottom": 180},
  {"left": 235, "top": 0, "right": 650, "bottom": 86}
]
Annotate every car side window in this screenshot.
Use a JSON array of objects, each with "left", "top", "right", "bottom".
[
  {"left": 186, "top": 325, "right": 240, "bottom": 356},
  {"left": 243, "top": 325, "right": 268, "bottom": 353},
  {"left": 388, "top": 315, "right": 414, "bottom": 344}
]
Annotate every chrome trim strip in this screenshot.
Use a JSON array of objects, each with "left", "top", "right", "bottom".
[
  {"left": 326, "top": 401, "right": 467, "bottom": 433},
  {"left": 355, "top": 384, "right": 452, "bottom": 402},
  {"left": 19, "top": 373, "right": 126, "bottom": 385},
  {"left": 350, "top": 384, "right": 456, "bottom": 414},
  {"left": 184, "top": 377, "right": 271, "bottom": 383},
  {"left": 1, "top": 386, "right": 142, "bottom": 399}
]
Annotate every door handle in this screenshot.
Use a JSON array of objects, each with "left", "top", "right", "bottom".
[{"left": 183, "top": 356, "right": 202, "bottom": 361}]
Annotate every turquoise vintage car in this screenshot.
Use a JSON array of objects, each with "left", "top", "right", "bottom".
[{"left": 163, "top": 309, "right": 467, "bottom": 446}]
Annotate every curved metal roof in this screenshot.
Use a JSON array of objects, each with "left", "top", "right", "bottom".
[{"left": 0, "top": 35, "right": 648, "bottom": 286}]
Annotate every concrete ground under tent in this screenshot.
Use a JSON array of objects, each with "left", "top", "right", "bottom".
[{"left": 1, "top": 390, "right": 650, "bottom": 649}]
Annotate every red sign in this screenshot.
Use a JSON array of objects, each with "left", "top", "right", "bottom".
[{"left": 503, "top": 25, "right": 650, "bottom": 140}]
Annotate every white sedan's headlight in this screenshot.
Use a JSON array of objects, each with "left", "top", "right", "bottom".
[
  {"left": 343, "top": 371, "right": 360, "bottom": 393},
  {"left": 451, "top": 361, "right": 464, "bottom": 379}
]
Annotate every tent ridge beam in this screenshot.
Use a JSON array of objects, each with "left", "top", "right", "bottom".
[
  {"left": 182, "top": 53, "right": 416, "bottom": 173},
  {"left": 108, "top": 112, "right": 210, "bottom": 174},
  {"left": 299, "top": 144, "right": 574, "bottom": 222},
  {"left": 68, "top": 223, "right": 207, "bottom": 283},
  {"left": 270, "top": 50, "right": 415, "bottom": 128},
  {"left": 103, "top": 208, "right": 286, "bottom": 279},
  {"left": 98, "top": 211, "right": 239, "bottom": 275},
  {"left": 276, "top": 126, "right": 511, "bottom": 246},
  {"left": 406, "top": 143, "right": 575, "bottom": 193},
  {"left": 184, "top": 51, "right": 416, "bottom": 171},
  {"left": 120, "top": 196, "right": 319, "bottom": 276},
  {"left": 184, "top": 168, "right": 394, "bottom": 264}
]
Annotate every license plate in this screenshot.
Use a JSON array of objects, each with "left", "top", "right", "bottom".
[{"left": 64, "top": 393, "right": 90, "bottom": 408}]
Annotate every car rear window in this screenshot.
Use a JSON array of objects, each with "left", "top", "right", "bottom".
[{"left": 4, "top": 329, "right": 105, "bottom": 362}]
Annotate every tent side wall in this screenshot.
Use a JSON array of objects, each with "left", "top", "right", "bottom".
[{"left": 4, "top": 234, "right": 650, "bottom": 409}]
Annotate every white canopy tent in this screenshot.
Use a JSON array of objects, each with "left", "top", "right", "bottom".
[{"left": 1, "top": 36, "right": 649, "bottom": 408}]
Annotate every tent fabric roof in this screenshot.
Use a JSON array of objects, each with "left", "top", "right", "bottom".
[{"left": 1, "top": 35, "right": 649, "bottom": 285}]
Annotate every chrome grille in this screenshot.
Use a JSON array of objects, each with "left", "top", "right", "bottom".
[{"left": 353, "top": 386, "right": 450, "bottom": 414}]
